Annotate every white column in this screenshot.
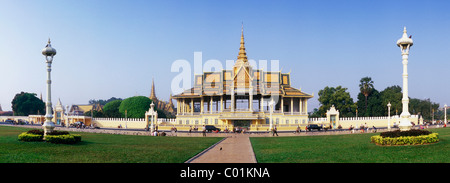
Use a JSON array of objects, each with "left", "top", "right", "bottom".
[
  {"left": 304, "top": 99, "right": 308, "bottom": 114},
  {"left": 210, "top": 96, "right": 213, "bottom": 114},
  {"left": 445, "top": 104, "right": 447, "bottom": 125},
  {"left": 260, "top": 96, "right": 264, "bottom": 112},
  {"left": 231, "top": 90, "right": 235, "bottom": 112},
  {"left": 220, "top": 95, "right": 223, "bottom": 112},
  {"left": 201, "top": 97, "right": 204, "bottom": 113},
  {"left": 43, "top": 61, "right": 55, "bottom": 135},
  {"left": 300, "top": 98, "right": 303, "bottom": 114},
  {"left": 397, "top": 27, "right": 413, "bottom": 131},
  {"left": 401, "top": 53, "right": 410, "bottom": 118},
  {"left": 399, "top": 52, "right": 412, "bottom": 131},
  {"left": 177, "top": 99, "right": 180, "bottom": 114}
]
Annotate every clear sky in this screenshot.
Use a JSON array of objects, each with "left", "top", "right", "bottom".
[{"left": 1, "top": 0, "right": 449, "bottom": 112}]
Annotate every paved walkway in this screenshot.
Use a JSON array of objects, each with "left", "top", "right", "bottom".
[{"left": 187, "top": 134, "right": 257, "bottom": 163}]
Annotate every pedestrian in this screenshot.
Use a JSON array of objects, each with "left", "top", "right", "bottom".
[
  {"left": 202, "top": 125, "right": 206, "bottom": 137},
  {"left": 273, "top": 125, "right": 279, "bottom": 136}
]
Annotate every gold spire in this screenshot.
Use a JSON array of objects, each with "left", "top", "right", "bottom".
[
  {"left": 150, "top": 77, "right": 157, "bottom": 100},
  {"left": 236, "top": 23, "right": 248, "bottom": 64}
]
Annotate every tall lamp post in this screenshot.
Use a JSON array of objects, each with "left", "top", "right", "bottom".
[
  {"left": 268, "top": 98, "right": 275, "bottom": 131},
  {"left": 445, "top": 104, "right": 447, "bottom": 126},
  {"left": 396, "top": 27, "right": 413, "bottom": 131},
  {"left": 41, "top": 39, "right": 57, "bottom": 135},
  {"left": 387, "top": 102, "right": 391, "bottom": 131}
]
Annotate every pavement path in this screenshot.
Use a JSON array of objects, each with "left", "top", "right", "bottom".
[{"left": 187, "top": 134, "right": 257, "bottom": 163}]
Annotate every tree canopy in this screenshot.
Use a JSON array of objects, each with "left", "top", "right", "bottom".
[
  {"left": 317, "top": 86, "right": 357, "bottom": 117},
  {"left": 11, "top": 92, "right": 45, "bottom": 116},
  {"left": 119, "top": 96, "right": 153, "bottom": 118},
  {"left": 103, "top": 99, "right": 123, "bottom": 118}
]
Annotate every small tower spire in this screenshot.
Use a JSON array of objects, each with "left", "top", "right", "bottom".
[{"left": 150, "top": 77, "right": 157, "bottom": 100}]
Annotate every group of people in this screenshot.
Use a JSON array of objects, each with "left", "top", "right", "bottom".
[{"left": 348, "top": 123, "right": 378, "bottom": 133}]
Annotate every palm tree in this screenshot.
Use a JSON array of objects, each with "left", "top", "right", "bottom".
[{"left": 359, "top": 77, "right": 374, "bottom": 114}]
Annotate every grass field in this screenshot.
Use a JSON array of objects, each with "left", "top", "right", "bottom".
[
  {"left": 0, "top": 126, "right": 222, "bottom": 163},
  {"left": 2, "top": 125, "right": 449, "bottom": 163},
  {"left": 250, "top": 128, "right": 450, "bottom": 163}
]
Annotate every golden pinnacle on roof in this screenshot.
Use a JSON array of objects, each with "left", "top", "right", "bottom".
[{"left": 236, "top": 23, "right": 248, "bottom": 65}]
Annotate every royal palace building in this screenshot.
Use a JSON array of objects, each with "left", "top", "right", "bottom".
[{"left": 172, "top": 29, "right": 313, "bottom": 131}]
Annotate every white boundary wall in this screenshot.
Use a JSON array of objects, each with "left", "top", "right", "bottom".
[
  {"left": 308, "top": 115, "right": 420, "bottom": 129},
  {"left": 92, "top": 118, "right": 176, "bottom": 129}
]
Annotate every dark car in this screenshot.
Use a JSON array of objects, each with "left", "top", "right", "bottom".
[
  {"left": 205, "top": 125, "right": 221, "bottom": 132},
  {"left": 306, "top": 124, "right": 322, "bottom": 131}
]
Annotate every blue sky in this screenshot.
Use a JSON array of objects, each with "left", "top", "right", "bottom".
[{"left": 1, "top": 0, "right": 449, "bottom": 112}]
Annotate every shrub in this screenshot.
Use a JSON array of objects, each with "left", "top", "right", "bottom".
[
  {"left": 47, "top": 130, "right": 70, "bottom": 135},
  {"left": 18, "top": 130, "right": 81, "bottom": 144},
  {"left": 380, "top": 129, "right": 431, "bottom": 138},
  {"left": 18, "top": 132, "right": 43, "bottom": 142},
  {"left": 72, "top": 134, "right": 82, "bottom": 142},
  {"left": 27, "top": 129, "right": 44, "bottom": 135},
  {"left": 371, "top": 133, "right": 439, "bottom": 146},
  {"left": 45, "top": 134, "right": 81, "bottom": 144}
]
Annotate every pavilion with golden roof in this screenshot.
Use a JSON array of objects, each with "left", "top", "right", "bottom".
[{"left": 172, "top": 28, "right": 313, "bottom": 131}]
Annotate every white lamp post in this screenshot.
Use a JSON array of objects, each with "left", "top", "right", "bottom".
[
  {"left": 396, "top": 27, "right": 413, "bottom": 131},
  {"left": 41, "top": 39, "right": 57, "bottom": 136},
  {"left": 445, "top": 104, "right": 447, "bottom": 126},
  {"left": 269, "top": 98, "right": 275, "bottom": 131},
  {"left": 387, "top": 102, "right": 391, "bottom": 131}
]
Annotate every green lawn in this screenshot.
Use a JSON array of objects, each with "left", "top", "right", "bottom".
[
  {"left": 0, "top": 126, "right": 222, "bottom": 163},
  {"left": 251, "top": 128, "right": 450, "bottom": 163}
]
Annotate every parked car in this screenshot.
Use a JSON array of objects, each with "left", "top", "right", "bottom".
[
  {"left": 306, "top": 124, "right": 322, "bottom": 131},
  {"left": 205, "top": 125, "right": 221, "bottom": 132}
]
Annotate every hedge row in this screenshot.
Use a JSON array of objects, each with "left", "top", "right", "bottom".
[
  {"left": 45, "top": 134, "right": 81, "bottom": 144},
  {"left": 18, "top": 132, "right": 43, "bottom": 142},
  {"left": 380, "top": 129, "right": 431, "bottom": 138},
  {"left": 371, "top": 133, "right": 439, "bottom": 146},
  {"left": 18, "top": 130, "right": 81, "bottom": 144}
]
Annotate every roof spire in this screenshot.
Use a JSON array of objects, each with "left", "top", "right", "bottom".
[
  {"left": 236, "top": 22, "right": 248, "bottom": 65},
  {"left": 150, "top": 77, "right": 157, "bottom": 100}
]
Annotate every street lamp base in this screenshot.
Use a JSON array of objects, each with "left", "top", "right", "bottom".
[
  {"left": 398, "top": 118, "right": 412, "bottom": 131},
  {"left": 43, "top": 121, "right": 55, "bottom": 135}
]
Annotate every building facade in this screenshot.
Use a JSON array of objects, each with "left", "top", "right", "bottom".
[{"left": 172, "top": 29, "right": 313, "bottom": 131}]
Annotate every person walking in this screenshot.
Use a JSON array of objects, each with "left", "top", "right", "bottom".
[
  {"left": 272, "top": 125, "right": 279, "bottom": 136},
  {"left": 202, "top": 125, "right": 206, "bottom": 137}
]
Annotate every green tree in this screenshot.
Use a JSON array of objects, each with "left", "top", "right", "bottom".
[
  {"left": 359, "top": 77, "right": 374, "bottom": 114},
  {"left": 89, "top": 97, "right": 122, "bottom": 106},
  {"left": 409, "top": 98, "right": 439, "bottom": 121},
  {"left": 317, "top": 86, "right": 357, "bottom": 117},
  {"left": 11, "top": 92, "right": 45, "bottom": 116},
  {"left": 103, "top": 100, "right": 123, "bottom": 118},
  {"left": 119, "top": 96, "right": 153, "bottom": 118},
  {"left": 379, "top": 85, "right": 402, "bottom": 116},
  {"left": 357, "top": 89, "right": 383, "bottom": 117}
]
